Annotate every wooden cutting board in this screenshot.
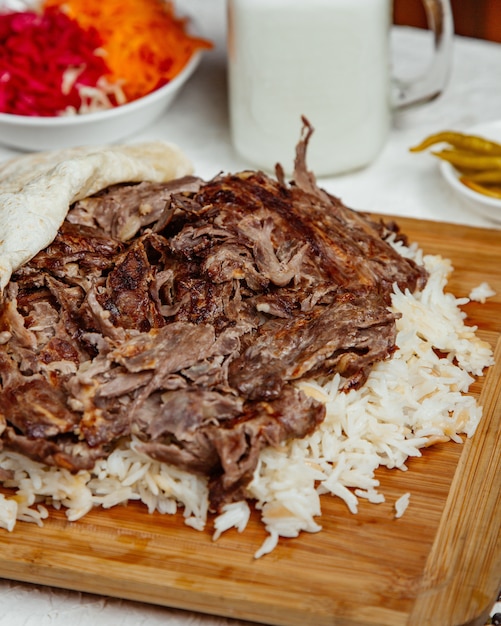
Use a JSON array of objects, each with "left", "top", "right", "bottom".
[{"left": 0, "top": 217, "right": 500, "bottom": 626}]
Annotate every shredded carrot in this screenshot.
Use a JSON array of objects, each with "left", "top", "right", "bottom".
[{"left": 42, "top": 0, "right": 213, "bottom": 102}]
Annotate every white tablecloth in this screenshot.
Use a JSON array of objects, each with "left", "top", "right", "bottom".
[{"left": 0, "top": 1, "right": 500, "bottom": 624}]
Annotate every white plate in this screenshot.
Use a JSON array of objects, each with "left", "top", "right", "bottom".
[
  {"left": 0, "top": 17, "right": 205, "bottom": 152},
  {"left": 439, "top": 120, "right": 501, "bottom": 223}
]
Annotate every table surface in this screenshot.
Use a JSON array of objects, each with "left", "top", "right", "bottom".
[{"left": 0, "top": 1, "right": 500, "bottom": 624}]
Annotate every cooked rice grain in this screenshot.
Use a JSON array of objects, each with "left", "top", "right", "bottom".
[
  {"left": 394, "top": 493, "right": 411, "bottom": 518},
  {"left": 0, "top": 250, "right": 495, "bottom": 557},
  {"left": 469, "top": 282, "right": 496, "bottom": 303}
]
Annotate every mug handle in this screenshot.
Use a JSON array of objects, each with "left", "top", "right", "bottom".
[{"left": 392, "top": 0, "right": 454, "bottom": 109}]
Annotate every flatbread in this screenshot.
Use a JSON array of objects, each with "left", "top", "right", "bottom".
[{"left": 0, "top": 141, "right": 193, "bottom": 290}]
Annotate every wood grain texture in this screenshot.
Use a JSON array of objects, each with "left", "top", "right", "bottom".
[{"left": 0, "top": 217, "right": 500, "bottom": 626}]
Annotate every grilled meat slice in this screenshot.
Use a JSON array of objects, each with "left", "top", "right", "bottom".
[
  {"left": 136, "top": 385, "right": 325, "bottom": 511},
  {"left": 228, "top": 292, "right": 398, "bottom": 401}
]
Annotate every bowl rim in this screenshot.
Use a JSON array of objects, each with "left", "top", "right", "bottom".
[
  {"left": 439, "top": 120, "right": 501, "bottom": 210},
  {"left": 0, "top": 50, "right": 202, "bottom": 127},
  {"left": 439, "top": 160, "right": 501, "bottom": 209}
]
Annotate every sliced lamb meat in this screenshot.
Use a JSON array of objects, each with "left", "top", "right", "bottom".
[
  {"left": 228, "top": 292, "right": 398, "bottom": 401},
  {"left": 0, "top": 375, "right": 79, "bottom": 439},
  {"left": 141, "top": 388, "right": 245, "bottom": 440},
  {"left": 2, "top": 427, "right": 106, "bottom": 472},
  {"left": 68, "top": 175, "right": 204, "bottom": 241},
  {"left": 26, "top": 221, "right": 123, "bottom": 276},
  {"left": 0, "top": 120, "right": 428, "bottom": 510},
  {"left": 136, "top": 385, "right": 324, "bottom": 510},
  {"left": 97, "top": 236, "right": 165, "bottom": 332}
]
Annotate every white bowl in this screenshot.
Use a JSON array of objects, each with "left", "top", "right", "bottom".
[
  {"left": 0, "top": 37, "right": 203, "bottom": 152},
  {"left": 439, "top": 120, "right": 501, "bottom": 224}
]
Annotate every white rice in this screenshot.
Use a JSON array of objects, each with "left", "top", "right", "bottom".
[
  {"left": 394, "top": 493, "right": 411, "bottom": 519},
  {"left": 469, "top": 281, "right": 496, "bottom": 303},
  {"left": 0, "top": 246, "right": 495, "bottom": 557}
]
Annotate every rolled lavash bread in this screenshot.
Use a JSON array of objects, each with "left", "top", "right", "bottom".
[{"left": 0, "top": 141, "right": 193, "bottom": 290}]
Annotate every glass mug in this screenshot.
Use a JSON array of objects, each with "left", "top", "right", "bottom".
[{"left": 227, "top": 0, "right": 453, "bottom": 176}]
